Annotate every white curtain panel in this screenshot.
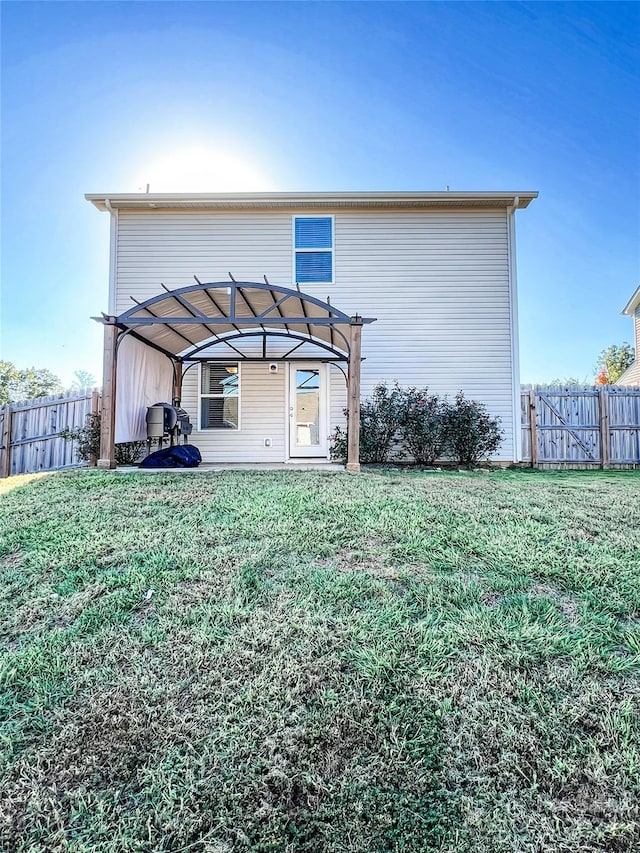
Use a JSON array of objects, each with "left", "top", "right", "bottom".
[{"left": 115, "top": 335, "right": 174, "bottom": 443}]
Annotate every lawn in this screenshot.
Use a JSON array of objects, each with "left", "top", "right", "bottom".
[{"left": 0, "top": 468, "right": 639, "bottom": 852}]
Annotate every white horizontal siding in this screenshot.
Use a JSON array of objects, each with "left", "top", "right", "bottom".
[
  {"left": 180, "top": 360, "right": 341, "bottom": 462},
  {"left": 618, "top": 312, "right": 640, "bottom": 387},
  {"left": 329, "top": 364, "right": 348, "bottom": 444},
  {"left": 115, "top": 211, "right": 294, "bottom": 315},
  {"left": 115, "top": 207, "right": 516, "bottom": 460},
  {"left": 181, "top": 362, "right": 287, "bottom": 463},
  {"left": 329, "top": 211, "right": 514, "bottom": 459}
]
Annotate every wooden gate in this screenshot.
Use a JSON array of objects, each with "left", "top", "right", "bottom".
[
  {"left": 0, "top": 392, "right": 100, "bottom": 477},
  {"left": 521, "top": 385, "right": 640, "bottom": 468}
]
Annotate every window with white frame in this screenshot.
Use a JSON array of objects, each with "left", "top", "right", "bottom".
[
  {"left": 200, "top": 363, "right": 239, "bottom": 429},
  {"left": 294, "top": 216, "right": 333, "bottom": 285}
]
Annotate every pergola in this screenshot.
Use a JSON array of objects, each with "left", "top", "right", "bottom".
[{"left": 95, "top": 278, "right": 376, "bottom": 472}]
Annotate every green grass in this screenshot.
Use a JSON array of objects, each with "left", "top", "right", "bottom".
[
  {"left": 0, "top": 472, "right": 48, "bottom": 496},
  {"left": 0, "top": 468, "right": 639, "bottom": 852}
]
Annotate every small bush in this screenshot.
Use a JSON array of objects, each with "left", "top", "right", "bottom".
[
  {"left": 115, "top": 440, "right": 147, "bottom": 465},
  {"left": 443, "top": 391, "right": 503, "bottom": 467},
  {"left": 60, "top": 413, "right": 100, "bottom": 462},
  {"left": 330, "top": 427, "right": 348, "bottom": 463},
  {"left": 400, "top": 387, "right": 447, "bottom": 465},
  {"left": 331, "top": 385, "right": 503, "bottom": 467},
  {"left": 331, "top": 382, "right": 405, "bottom": 464},
  {"left": 61, "top": 413, "right": 146, "bottom": 465}
]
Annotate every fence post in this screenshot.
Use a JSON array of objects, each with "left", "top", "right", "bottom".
[
  {"left": 89, "top": 391, "right": 101, "bottom": 467},
  {"left": 0, "top": 404, "right": 12, "bottom": 479},
  {"left": 599, "top": 386, "right": 610, "bottom": 470},
  {"left": 528, "top": 388, "right": 538, "bottom": 468}
]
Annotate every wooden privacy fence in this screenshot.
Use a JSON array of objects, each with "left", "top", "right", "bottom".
[
  {"left": 0, "top": 391, "right": 100, "bottom": 478},
  {"left": 521, "top": 385, "right": 640, "bottom": 468},
  {"left": 2, "top": 385, "right": 638, "bottom": 475}
]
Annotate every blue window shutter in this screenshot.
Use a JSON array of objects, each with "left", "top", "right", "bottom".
[
  {"left": 296, "top": 251, "right": 332, "bottom": 283},
  {"left": 295, "top": 217, "right": 332, "bottom": 249},
  {"left": 294, "top": 216, "right": 333, "bottom": 282}
]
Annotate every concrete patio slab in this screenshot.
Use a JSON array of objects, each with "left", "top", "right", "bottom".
[{"left": 115, "top": 462, "right": 345, "bottom": 473}]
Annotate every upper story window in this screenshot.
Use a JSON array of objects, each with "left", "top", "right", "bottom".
[
  {"left": 200, "top": 363, "right": 240, "bottom": 430},
  {"left": 294, "top": 216, "right": 333, "bottom": 285}
]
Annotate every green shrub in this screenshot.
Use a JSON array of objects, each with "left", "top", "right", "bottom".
[
  {"left": 115, "top": 440, "right": 147, "bottom": 465},
  {"left": 331, "top": 382, "right": 405, "bottom": 464},
  {"left": 443, "top": 391, "right": 503, "bottom": 467},
  {"left": 60, "top": 413, "right": 100, "bottom": 462},
  {"left": 400, "top": 387, "right": 447, "bottom": 465},
  {"left": 61, "top": 413, "right": 146, "bottom": 465},
  {"left": 331, "top": 385, "right": 503, "bottom": 468}
]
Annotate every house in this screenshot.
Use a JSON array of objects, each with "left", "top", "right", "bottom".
[
  {"left": 86, "top": 191, "right": 538, "bottom": 469},
  {"left": 617, "top": 285, "right": 640, "bottom": 386}
]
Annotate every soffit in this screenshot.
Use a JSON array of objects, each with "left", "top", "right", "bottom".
[{"left": 86, "top": 190, "right": 538, "bottom": 212}]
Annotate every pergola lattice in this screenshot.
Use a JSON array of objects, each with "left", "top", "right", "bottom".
[{"left": 95, "top": 278, "right": 376, "bottom": 471}]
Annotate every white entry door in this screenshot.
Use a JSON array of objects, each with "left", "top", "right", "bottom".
[{"left": 289, "top": 363, "right": 328, "bottom": 458}]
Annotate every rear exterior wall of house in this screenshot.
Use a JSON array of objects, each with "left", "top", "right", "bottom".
[{"left": 113, "top": 206, "right": 518, "bottom": 461}]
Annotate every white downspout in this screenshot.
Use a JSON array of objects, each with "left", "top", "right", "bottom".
[
  {"left": 104, "top": 198, "right": 118, "bottom": 315},
  {"left": 507, "top": 196, "right": 521, "bottom": 463}
]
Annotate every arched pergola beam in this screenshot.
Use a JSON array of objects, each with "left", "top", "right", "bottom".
[
  {"left": 116, "top": 281, "right": 367, "bottom": 359},
  {"left": 118, "top": 280, "right": 354, "bottom": 325},
  {"left": 182, "top": 330, "right": 348, "bottom": 362}
]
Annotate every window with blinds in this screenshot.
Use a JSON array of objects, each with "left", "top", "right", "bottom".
[
  {"left": 199, "top": 363, "right": 240, "bottom": 429},
  {"left": 294, "top": 216, "right": 333, "bottom": 284}
]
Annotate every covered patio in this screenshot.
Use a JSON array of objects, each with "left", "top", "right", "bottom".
[{"left": 95, "top": 278, "right": 376, "bottom": 472}]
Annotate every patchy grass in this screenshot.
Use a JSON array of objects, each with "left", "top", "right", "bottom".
[
  {"left": 0, "top": 472, "right": 48, "bottom": 496},
  {"left": 0, "top": 468, "right": 639, "bottom": 852}
]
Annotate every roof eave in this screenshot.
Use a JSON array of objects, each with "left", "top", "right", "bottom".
[
  {"left": 85, "top": 190, "right": 538, "bottom": 212},
  {"left": 622, "top": 285, "right": 640, "bottom": 316}
]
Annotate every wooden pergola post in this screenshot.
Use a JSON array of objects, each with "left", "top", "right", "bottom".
[
  {"left": 346, "top": 316, "right": 363, "bottom": 473},
  {"left": 89, "top": 390, "right": 101, "bottom": 467},
  {"left": 98, "top": 321, "right": 118, "bottom": 469},
  {"left": 173, "top": 360, "right": 183, "bottom": 406}
]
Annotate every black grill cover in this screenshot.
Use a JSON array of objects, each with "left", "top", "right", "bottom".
[{"left": 139, "top": 445, "right": 202, "bottom": 469}]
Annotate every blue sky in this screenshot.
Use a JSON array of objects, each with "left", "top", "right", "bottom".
[{"left": 1, "top": 1, "right": 638, "bottom": 386}]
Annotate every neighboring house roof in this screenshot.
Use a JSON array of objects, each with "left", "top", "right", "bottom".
[
  {"left": 618, "top": 360, "right": 640, "bottom": 385},
  {"left": 86, "top": 190, "right": 538, "bottom": 212},
  {"left": 622, "top": 284, "right": 640, "bottom": 316}
]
